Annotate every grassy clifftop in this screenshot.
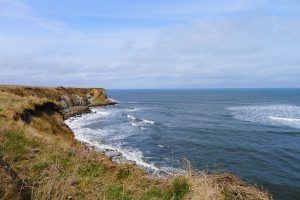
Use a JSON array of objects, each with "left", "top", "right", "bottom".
[{"left": 0, "top": 85, "right": 271, "bottom": 200}]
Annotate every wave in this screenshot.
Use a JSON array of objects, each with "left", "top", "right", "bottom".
[
  {"left": 65, "top": 108, "right": 174, "bottom": 175},
  {"left": 124, "top": 107, "right": 140, "bottom": 112},
  {"left": 131, "top": 122, "right": 139, "bottom": 127},
  {"left": 65, "top": 107, "right": 111, "bottom": 128},
  {"left": 127, "top": 114, "right": 136, "bottom": 120},
  {"left": 268, "top": 116, "right": 300, "bottom": 122},
  {"left": 126, "top": 114, "right": 155, "bottom": 126},
  {"left": 228, "top": 105, "right": 300, "bottom": 129},
  {"left": 141, "top": 119, "right": 155, "bottom": 125},
  {"left": 71, "top": 131, "right": 160, "bottom": 173}
]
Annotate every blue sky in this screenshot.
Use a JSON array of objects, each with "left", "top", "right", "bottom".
[{"left": 0, "top": 0, "right": 300, "bottom": 88}]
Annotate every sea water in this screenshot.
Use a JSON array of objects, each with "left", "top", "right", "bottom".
[{"left": 65, "top": 89, "right": 300, "bottom": 200}]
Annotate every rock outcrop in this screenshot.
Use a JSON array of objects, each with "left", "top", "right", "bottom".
[{"left": 0, "top": 85, "right": 116, "bottom": 119}]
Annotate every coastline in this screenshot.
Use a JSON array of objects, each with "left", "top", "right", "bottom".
[
  {"left": 65, "top": 107, "right": 177, "bottom": 176},
  {"left": 0, "top": 85, "right": 272, "bottom": 200}
]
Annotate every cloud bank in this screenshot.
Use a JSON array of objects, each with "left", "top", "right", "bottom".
[{"left": 0, "top": 0, "right": 300, "bottom": 88}]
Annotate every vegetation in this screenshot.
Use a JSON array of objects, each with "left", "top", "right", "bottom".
[
  {"left": 165, "top": 178, "right": 190, "bottom": 200},
  {"left": 0, "top": 86, "right": 271, "bottom": 200},
  {"left": 116, "top": 167, "right": 130, "bottom": 180},
  {"left": 79, "top": 161, "right": 105, "bottom": 177}
]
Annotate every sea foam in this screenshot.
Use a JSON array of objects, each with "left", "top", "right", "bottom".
[
  {"left": 228, "top": 105, "right": 300, "bottom": 129},
  {"left": 65, "top": 107, "right": 166, "bottom": 175}
]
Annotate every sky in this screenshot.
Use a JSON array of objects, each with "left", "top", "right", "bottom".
[{"left": 0, "top": 0, "right": 300, "bottom": 89}]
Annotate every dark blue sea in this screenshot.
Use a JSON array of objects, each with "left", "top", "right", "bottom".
[{"left": 65, "top": 89, "right": 300, "bottom": 200}]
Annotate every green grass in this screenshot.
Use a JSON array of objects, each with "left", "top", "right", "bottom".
[
  {"left": 78, "top": 161, "right": 105, "bottom": 178},
  {"left": 12, "top": 155, "right": 27, "bottom": 162},
  {"left": 3, "top": 130, "right": 29, "bottom": 154},
  {"left": 164, "top": 178, "right": 190, "bottom": 200},
  {"left": 33, "top": 161, "right": 49, "bottom": 172},
  {"left": 142, "top": 187, "right": 163, "bottom": 199},
  {"left": 223, "top": 187, "right": 235, "bottom": 200},
  {"left": 105, "top": 185, "right": 132, "bottom": 200},
  {"left": 49, "top": 152, "right": 75, "bottom": 169},
  {"left": 0, "top": 131, "right": 190, "bottom": 200},
  {"left": 116, "top": 168, "right": 130, "bottom": 180}
]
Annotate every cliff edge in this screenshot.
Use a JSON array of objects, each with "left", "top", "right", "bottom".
[{"left": 0, "top": 85, "right": 271, "bottom": 200}]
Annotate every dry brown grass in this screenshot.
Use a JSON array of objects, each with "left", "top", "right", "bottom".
[{"left": 182, "top": 159, "right": 271, "bottom": 200}]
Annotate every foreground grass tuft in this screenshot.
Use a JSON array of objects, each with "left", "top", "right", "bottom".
[
  {"left": 165, "top": 177, "right": 190, "bottom": 200},
  {"left": 3, "top": 130, "right": 29, "bottom": 154},
  {"left": 105, "top": 185, "right": 131, "bottom": 200},
  {"left": 142, "top": 187, "right": 163, "bottom": 199},
  {"left": 32, "top": 161, "right": 49, "bottom": 172},
  {"left": 79, "top": 161, "right": 105, "bottom": 177},
  {"left": 116, "top": 167, "right": 130, "bottom": 180}
]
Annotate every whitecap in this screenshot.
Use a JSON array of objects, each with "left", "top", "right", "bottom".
[
  {"left": 124, "top": 108, "right": 140, "bottom": 112},
  {"left": 268, "top": 116, "right": 300, "bottom": 122},
  {"left": 65, "top": 109, "right": 163, "bottom": 174},
  {"left": 72, "top": 131, "right": 160, "bottom": 173},
  {"left": 228, "top": 105, "right": 300, "bottom": 129},
  {"left": 127, "top": 114, "right": 136, "bottom": 120},
  {"left": 65, "top": 107, "right": 111, "bottom": 128},
  {"left": 142, "top": 119, "right": 155, "bottom": 125},
  {"left": 131, "top": 122, "right": 139, "bottom": 127}
]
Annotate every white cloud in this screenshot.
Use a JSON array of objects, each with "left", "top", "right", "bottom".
[
  {"left": 0, "top": 0, "right": 65, "bottom": 31},
  {"left": 0, "top": 0, "right": 300, "bottom": 88},
  {"left": 0, "top": 0, "right": 31, "bottom": 17}
]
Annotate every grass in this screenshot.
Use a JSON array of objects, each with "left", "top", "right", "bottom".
[
  {"left": 105, "top": 185, "right": 132, "bottom": 200},
  {"left": 78, "top": 161, "right": 105, "bottom": 177},
  {"left": 32, "top": 161, "right": 49, "bottom": 172},
  {"left": 142, "top": 187, "right": 163, "bottom": 199},
  {"left": 3, "top": 130, "right": 29, "bottom": 154},
  {"left": 165, "top": 177, "right": 190, "bottom": 200},
  {"left": 116, "top": 167, "right": 130, "bottom": 180}
]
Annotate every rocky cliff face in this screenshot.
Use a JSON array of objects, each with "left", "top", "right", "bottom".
[
  {"left": 0, "top": 86, "right": 116, "bottom": 119},
  {"left": 0, "top": 85, "right": 116, "bottom": 144}
]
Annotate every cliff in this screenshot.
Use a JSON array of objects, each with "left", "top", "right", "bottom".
[
  {"left": 0, "top": 85, "right": 271, "bottom": 200},
  {"left": 0, "top": 85, "right": 116, "bottom": 119}
]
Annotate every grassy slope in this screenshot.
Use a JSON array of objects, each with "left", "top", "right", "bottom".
[{"left": 0, "top": 86, "right": 271, "bottom": 200}]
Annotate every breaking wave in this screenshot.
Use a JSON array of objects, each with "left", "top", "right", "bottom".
[
  {"left": 228, "top": 105, "right": 300, "bottom": 129},
  {"left": 127, "top": 114, "right": 156, "bottom": 127},
  {"left": 65, "top": 105, "right": 177, "bottom": 175}
]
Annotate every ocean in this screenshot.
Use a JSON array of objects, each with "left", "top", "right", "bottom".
[{"left": 65, "top": 89, "right": 300, "bottom": 200}]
